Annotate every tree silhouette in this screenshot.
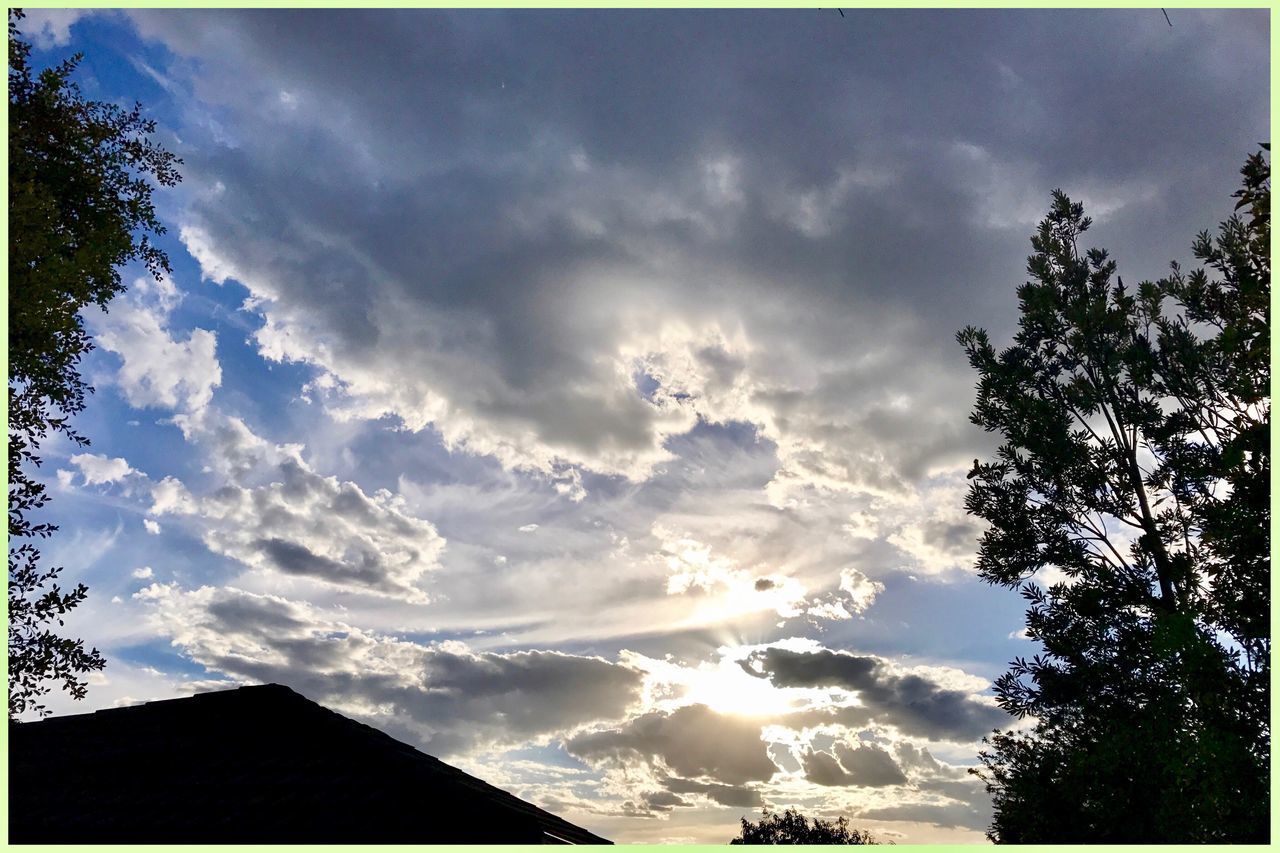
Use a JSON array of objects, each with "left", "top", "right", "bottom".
[
  {"left": 957, "top": 149, "right": 1269, "bottom": 842},
  {"left": 8, "top": 9, "right": 182, "bottom": 718},
  {"left": 729, "top": 808, "right": 879, "bottom": 844}
]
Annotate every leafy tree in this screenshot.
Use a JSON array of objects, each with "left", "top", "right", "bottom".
[
  {"left": 957, "top": 149, "right": 1269, "bottom": 843},
  {"left": 729, "top": 808, "right": 879, "bottom": 844},
  {"left": 8, "top": 9, "right": 181, "bottom": 718}
]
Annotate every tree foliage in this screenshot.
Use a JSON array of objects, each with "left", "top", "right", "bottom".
[
  {"left": 8, "top": 9, "right": 181, "bottom": 718},
  {"left": 957, "top": 149, "right": 1269, "bottom": 842},
  {"left": 729, "top": 808, "right": 879, "bottom": 844}
]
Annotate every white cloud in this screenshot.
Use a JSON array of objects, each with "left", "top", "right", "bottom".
[
  {"left": 90, "top": 277, "right": 221, "bottom": 414},
  {"left": 143, "top": 518, "right": 162, "bottom": 535},
  {"left": 19, "top": 8, "right": 89, "bottom": 48},
  {"left": 885, "top": 472, "right": 984, "bottom": 576},
  {"left": 837, "top": 567, "right": 885, "bottom": 614},
  {"left": 149, "top": 476, "right": 196, "bottom": 517},
  {"left": 656, "top": 526, "right": 809, "bottom": 621},
  {"left": 180, "top": 224, "right": 241, "bottom": 286},
  {"left": 146, "top": 407, "right": 444, "bottom": 602},
  {"left": 132, "top": 566, "right": 155, "bottom": 580},
  {"left": 69, "top": 453, "right": 137, "bottom": 486},
  {"left": 197, "top": 455, "right": 445, "bottom": 601},
  {"left": 169, "top": 407, "right": 296, "bottom": 482}
]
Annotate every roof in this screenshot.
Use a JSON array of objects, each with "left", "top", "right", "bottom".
[{"left": 8, "top": 683, "right": 611, "bottom": 844}]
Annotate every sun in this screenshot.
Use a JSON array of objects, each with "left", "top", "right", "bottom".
[{"left": 679, "top": 649, "right": 802, "bottom": 718}]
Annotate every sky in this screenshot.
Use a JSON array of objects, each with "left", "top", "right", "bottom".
[{"left": 17, "top": 7, "right": 1268, "bottom": 844}]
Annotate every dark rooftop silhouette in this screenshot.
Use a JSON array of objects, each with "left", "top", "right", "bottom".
[{"left": 9, "top": 683, "right": 611, "bottom": 844}]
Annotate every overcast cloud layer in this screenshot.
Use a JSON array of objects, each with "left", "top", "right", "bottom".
[{"left": 24, "top": 8, "right": 1266, "bottom": 843}]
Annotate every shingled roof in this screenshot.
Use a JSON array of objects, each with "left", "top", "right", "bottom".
[{"left": 9, "top": 683, "right": 610, "bottom": 844}]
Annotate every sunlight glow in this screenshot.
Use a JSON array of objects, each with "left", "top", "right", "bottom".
[{"left": 682, "top": 654, "right": 801, "bottom": 718}]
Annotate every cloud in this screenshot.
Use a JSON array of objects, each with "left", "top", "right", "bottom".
[
  {"left": 838, "top": 567, "right": 884, "bottom": 613},
  {"left": 145, "top": 408, "right": 445, "bottom": 601},
  {"left": 118, "top": 8, "right": 1266, "bottom": 500},
  {"left": 893, "top": 740, "right": 953, "bottom": 776},
  {"left": 801, "top": 747, "right": 855, "bottom": 786},
  {"left": 663, "top": 776, "right": 764, "bottom": 809},
  {"left": 803, "top": 740, "right": 909, "bottom": 788},
  {"left": 857, "top": 799, "right": 992, "bottom": 832},
  {"left": 659, "top": 529, "right": 778, "bottom": 602},
  {"left": 741, "top": 646, "right": 1006, "bottom": 742},
  {"left": 135, "top": 583, "right": 644, "bottom": 755},
  {"left": 801, "top": 567, "right": 886, "bottom": 620},
  {"left": 90, "top": 278, "right": 222, "bottom": 414},
  {"left": 885, "top": 473, "right": 985, "bottom": 574},
  {"left": 117, "top": 10, "right": 1046, "bottom": 500},
  {"left": 197, "top": 455, "right": 443, "bottom": 601},
  {"left": 566, "top": 703, "right": 778, "bottom": 786},
  {"left": 640, "top": 790, "right": 690, "bottom": 812},
  {"left": 168, "top": 407, "right": 293, "bottom": 482},
  {"left": 18, "top": 8, "right": 91, "bottom": 48},
  {"left": 558, "top": 641, "right": 994, "bottom": 820},
  {"left": 68, "top": 453, "right": 137, "bottom": 486},
  {"left": 149, "top": 476, "right": 195, "bottom": 516}
]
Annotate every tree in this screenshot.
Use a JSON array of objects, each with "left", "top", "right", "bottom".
[
  {"left": 729, "top": 808, "right": 879, "bottom": 844},
  {"left": 957, "top": 149, "right": 1269, "bottom": 842},
  {"left": 8, "top": 9, "right": 182, "bottom": 718}
]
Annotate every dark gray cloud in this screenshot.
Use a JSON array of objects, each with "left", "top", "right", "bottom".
[
  {"left": 664, "top": 776, "right": 764, "bottom": 809},
  {"left": 204, "top": 590, "right": 311, "bottom": 635},
  {"left": 893, "top": 740, "right": 987, "bottom": 807},
  {"left": 918, "top": 518, "right": 981, "bottom": 557},
  {"left": 255, "top": 537, "right": 375, "bottom": 584},
  {"left": 802, "top": 748, "right": 854, "bottom": 787},
  {"left": 742, "top": 647, "right": 1006, "bottom": 741},
  {"left": 118, "top": 9, "right": 1264, "bottom": 497},
  {"left": 893, "top": 740, "right": 951, "bottom": 775},
  {"left": 139, "top": 584, "right": 644, "bottom": 755},
  {"left": 802, "top": 742, "right": 907, "bottom": 788},
  {"left": 565, "top": 703, "right": 778, "bottom": 786},
  {"left": 640, "top": 790, "right": 690, "bottom": 812},
  {"left": 840, "top": 742, "right": 909, "bottom": 786}
]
